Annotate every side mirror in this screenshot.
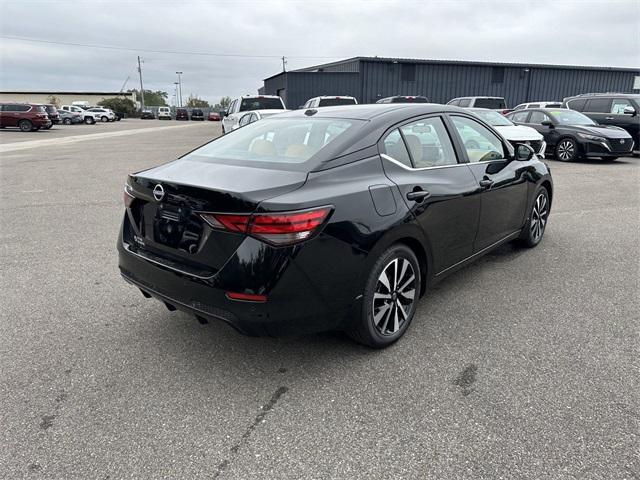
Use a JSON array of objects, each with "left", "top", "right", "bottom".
[
  {"left": 623, "top": 106, "right": 636, "bottom": 116},
  {"left": 541, "top": 120, "right": 554, "bottom": 128},
  {"left": 514, "top": 143, "right": 535, "bottom": 161}
]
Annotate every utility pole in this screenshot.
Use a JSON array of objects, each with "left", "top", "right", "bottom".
[
  {"left": 137, "top": 56, "right": 145, "bottom": 110},
  {"left": 176, "top": 71, "right": 183, "bottom": 107},
  {"left": 281, "top": 56, "right": 287, "bottom": 72}
]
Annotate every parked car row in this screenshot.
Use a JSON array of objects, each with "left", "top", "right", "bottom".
[
  {"left": 0, "top": 102, "right": 123, "bottom": 131},
  {"left": 142, "top": 107, "right": 208, "bottom": 121}
]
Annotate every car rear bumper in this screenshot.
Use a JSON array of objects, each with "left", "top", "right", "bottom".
[{"left": 117, "top": 233, "right": 356, "bottom": 337}]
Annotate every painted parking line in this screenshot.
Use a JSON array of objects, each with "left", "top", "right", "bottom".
[{"left": 0, "top": 123, "right": 200, "bottom": 153}]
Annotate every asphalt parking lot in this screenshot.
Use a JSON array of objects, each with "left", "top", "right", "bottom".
[{"left": 1, "top": 120, "right": 638, "bottom": 479}]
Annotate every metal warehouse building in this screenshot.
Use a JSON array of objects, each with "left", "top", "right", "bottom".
[{"left": 262, "top": 56, "right": 640, "bottom": 109}]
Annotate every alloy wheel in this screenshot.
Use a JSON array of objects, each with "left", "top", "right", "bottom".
[
  {"left": 372, "top": 257, "right": 416, "bottom": 336},
  {"left": 530, "top": 192, "right": 549, "bottom": 242},
  {"left": 557, "top": 140, "right": 575, "bottom": 161}
]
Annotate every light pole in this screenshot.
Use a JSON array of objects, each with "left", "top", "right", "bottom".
[
  {"left": 175, "top": 71, "right": 183, "bottom": 107},
  {"left": 174, "top": 82, "right": 179, "bottom": 107}
]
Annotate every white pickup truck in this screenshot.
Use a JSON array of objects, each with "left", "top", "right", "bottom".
[{"left": 221, "top": 95, "right": 286, "bottom": 134}]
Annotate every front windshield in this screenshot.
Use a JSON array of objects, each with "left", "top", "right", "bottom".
[
  {"left": 471, "top": 109, "right": 513, "bottom": 126},
  {"left": 548, "top": 109, "right": 595, "bottom": 125},
  {"left": 182, "top": 117, "right": 362, "bottom": 170}
]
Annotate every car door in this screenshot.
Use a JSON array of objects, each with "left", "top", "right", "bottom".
[
  {"left": 223, "top": 99, "right": 238, "bottom": 130},
  {"left": 583, "top": 97, "right": 612, "bottom": 125},
  {"left": 448, "top": 114, "right": 529, "bottom": 252},
  {"left": 2, "top": 104, "right": 19, "bottom": 127},
  {"left": 378, "top": 115, "right": 481, "bottom": 274},
  {"left": 525, "top": 110, "right": 560, "bottom": 149}
]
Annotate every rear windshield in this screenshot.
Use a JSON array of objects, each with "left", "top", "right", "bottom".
[
  {"left": 45, "top": 105, "right": 57, "bottom": 113},
  {"left": 391, "top": 96, "right": 429, "bottom": 103},
  {"left": 318, "top": 98, "right": 357, "bottom": 107},
  {"left": 240, "top": 97, "right": 284, "bottom": 111},
  {"left": 34, "top": 106, "right": 46, "bottom": 113},
  {"left": 182, "top": 117, "right": 363, "bottom": 171},
  {"left": 474, "top": 98, "right": 506, "bottom": 109}
]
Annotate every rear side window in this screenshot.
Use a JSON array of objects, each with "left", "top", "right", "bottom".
[
  {"left": 566, "top": 98, "right": 587, "bottom": 111},
  {"left": 184, "top": 118, "right": 362, "bottom": 171},
  {"left": 399, "top": 117, "right": 457, "bottom": 168},
  {"left": 585, "top": 98, "right": 611, "bottom": 113},
  {"left": 239, "top": 97, "right": 284, "bottom": 111},
  {"left": 451, "top": 116, "right": 505, "bottom": 163},
  {"left": 458, "top": 99, "right": 471, "bottom": 107},
  {"left": 448, "top": 99, "right": 460, "bottom": 106},
  {"left": 382, "top": 129, "right": 412, "bottom": 167},
  {"left": 511, "top": 111, "right": 529, "bottom": 123},
  {"left": 17, "top": 105, "right": 31, "bottom": 112},
  {"left": 474, "top": 98, "right": 506, "bottom": 109},
  {"left": 529, "top": 111, "right": 551, "bottom": 124},
  {"left": 527, "top": 104, "right": 540, "bottom": 108}
]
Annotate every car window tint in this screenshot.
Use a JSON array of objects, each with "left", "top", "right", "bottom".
[
  {"left": 527, "top": 104, "right": 540, "bottom": 108},
  {"left": 451, "top": 116, "right": 505, "bottom": 163},
  {"left": 239, "top": 114, "right": 251, "bottom": 126},
  {"left": 611, "top": 98, "right": 632, "bottom": 114},
  {"left": 458, "top": 99, "right": 471, "bottom": 107},
  {"left": 511, "top": 111, "right": 529, "bottom": 123},
  {"left": 566, "top": 99, "right": 587, "bottom": 111},
  {"left": 585, "top": 98, "right": 611, "bottom": 113},
  {"left": 514, "top": 104, "right": 525, "bottom": 110},
  {"left": 448, "top": 99, "right": 459, "bottom": 106},
  {"left": 529, "top": 111, "right": 550, "bottom": 124},
  {"left": 399, "top": 117, "right": 457, "bottom": 168},
  {"left": 17, "top": 105, "right": 31, "bottom": 112},
  {"left": 382, "top": 129, "right": 412, "bottom": 167}
]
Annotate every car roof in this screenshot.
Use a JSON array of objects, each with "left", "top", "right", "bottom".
[{"left": 272, "top": 103, "right": 467, "bottom": 121}]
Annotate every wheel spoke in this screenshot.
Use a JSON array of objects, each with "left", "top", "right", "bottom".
[
  {"left": 397, "top": 273, "right": 415, "bottom": 293},
  {"left": 397, "top": 259, "right": 409, "bottom": 286},
  {"left": 397, "top": 300, "right": 408, "bottom": 320},
  {"left": 379, "top": 304, "right": 393, "bottom": 333},
  {"left": 374, "top": 292, "right": 392, "bottom": 301},
  {"left": 378, "top": 269, "right": 392, "bottom": 291},
  {"left": 391, "top": 306, "right": 399, "bottom": 333},
  {"left": 373, "top": 303, "right": 391, "bottom": 326},
  {"left": 399, "top": 288, "right": 415, "bottom": 301},
  {"left": 391, "top": 259, "right": 398, "bottom": 290}
]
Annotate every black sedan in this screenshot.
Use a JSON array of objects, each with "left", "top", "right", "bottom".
[
  {"left": 507, "top": 108, "right": 634, "bottom": 161},
  {"left": 118, "top": 104, "right": 553, "bottom": 347}
]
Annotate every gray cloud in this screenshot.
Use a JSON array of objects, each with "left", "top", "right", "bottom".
[{"left": 1, "top": 0, "right": 638, "bottom": 104}]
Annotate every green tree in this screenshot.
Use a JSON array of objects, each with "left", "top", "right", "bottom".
[
  {"left": 185, "top": 95, "right": 210, "bottom": 108},
  {"left": 128, "top": 89, "right": 169, "bottom": 106},
  {"left": 98, "top": 97, "right": 137, "bottom": 116},
  {"left": 213, "top": 96, "right": 232, "bottom": 111}
]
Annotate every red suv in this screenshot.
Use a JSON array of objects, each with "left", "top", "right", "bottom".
[{"left": 0, "top": 103, "right": 51, "bottom": 131}]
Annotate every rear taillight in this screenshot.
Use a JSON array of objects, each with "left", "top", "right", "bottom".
[
  {"left": 200, "top": 206, "right": 332, "bottom": 246},
  {"left": 123, "top": 185, "right": 135, "bottom": 208}
]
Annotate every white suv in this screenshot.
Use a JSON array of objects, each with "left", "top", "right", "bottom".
[
  {"left": 60, "top": 105, "right": 99, "bottom": 124},
  {"left": 222, "top": 95, "right": 285, "bottom": 133},
  {"left": 86, "top": 107, "right": 115, "bottom": 122}
]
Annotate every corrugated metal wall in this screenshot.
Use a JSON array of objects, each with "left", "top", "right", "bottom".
[
  {"left": 264, "top": 60, "right": 639, "bottom": 108},
  {"left": 267, "top": 72, "right": 360, "bottom": 108},
  {"left": 360, "top": 60, "right": 639, "bottom": 106}
]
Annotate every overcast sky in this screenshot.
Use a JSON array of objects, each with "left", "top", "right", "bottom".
[{"left": 1, "top": 0, "right": 638, "bottom": 104}]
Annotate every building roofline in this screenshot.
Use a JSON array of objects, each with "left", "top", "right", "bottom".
[{"left": 291, "top": 56, "right": 640, "bottom": 73}]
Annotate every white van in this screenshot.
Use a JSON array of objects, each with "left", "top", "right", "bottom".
[{"left": 158, "top": 107, "right": 171, "bottom": 120}]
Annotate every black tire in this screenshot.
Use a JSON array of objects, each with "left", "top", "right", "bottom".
[
  {"left": 519, "top": 186, "right": 550, "bottom": 248},
  {"left": 85, "top": 117, "right": 95, "bottom": 125},
  {"left": 101, "top": 116, "right": 108, "bottom": 123},
  {"left": 555, "top": 138, "right": 578, "bottom": 162},
  {"left": 63, "top": 118, "right": 72, "bottom": 125},
  {"left": 348, "top": 244, "right": 421, "bottom": 348},
  {"left": 44, "top": 124, "right": 53, "bottom": 130},
  {"left": 19, "top": 120, "right": 33, "bottom": 132}
]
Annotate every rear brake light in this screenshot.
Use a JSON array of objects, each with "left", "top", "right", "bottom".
[
  {"left": 200, "top": 206, "right": 332, "bottom": 245},
  {"left": 123, "top": 185, "right": 135, "bottom": 208}
]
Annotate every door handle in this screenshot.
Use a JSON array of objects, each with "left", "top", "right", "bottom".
[
  {"left": 406, "top": 189, "right": 431, "bottom": 202},
  {"left": 479, "top": 179, "right": 494, "bottom": 188},
  {"left": 605, "top": 117, "right": 614, "bottom": 120}
]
